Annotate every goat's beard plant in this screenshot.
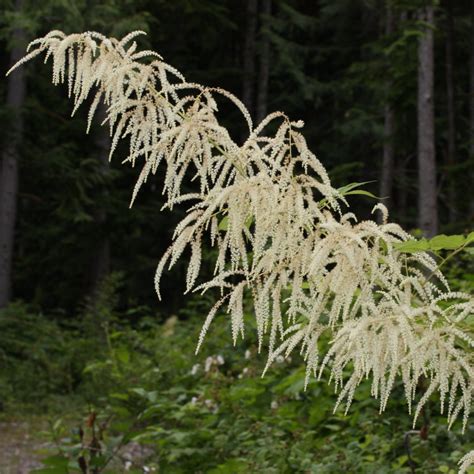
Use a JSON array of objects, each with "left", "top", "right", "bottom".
[{"left": 9, "top": 30, "right": 474, "bottom": 467}]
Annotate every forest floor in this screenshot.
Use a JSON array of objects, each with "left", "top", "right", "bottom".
[
  {"left": 0, "top": 417, "right": 48, "bottom": 474},
  {"left": 0, "top": 414, "right": 157, "bottom": 473}
]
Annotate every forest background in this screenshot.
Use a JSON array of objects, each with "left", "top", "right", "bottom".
[{"left": 0, "top": 0, "right": 474, "bottom": 472}]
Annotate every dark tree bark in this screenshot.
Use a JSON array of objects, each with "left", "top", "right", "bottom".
[
  {"left": 396, "top": 156, "right": 409, "bottom": 225},
  {"left": 256, "top": 0, "right": 271, "bottom": 124},
  {"left": 470, "top": 1, "right": 474, "bottom": 219},
  {"left": 242, "top": 0, "right": 258, "bottom": 120},
  {"left": 417, "top": 4, "right": 438, "bottom": 237},
  {"left": 88, "top": 102, "right": 111, "bottom": 299},
  {"left": 445, "top": 1, "right": 456, "bottom": 223},
  {"left": 0, "top": 0, "right": 26, "bottom": 309},
  {"left": 380, "top": 0, "right": 395, "bottom": 218}
]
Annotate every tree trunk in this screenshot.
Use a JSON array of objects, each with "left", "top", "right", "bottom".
[
  {"left": 88, "top": 102, "right": 111, "bottom": 299},
  {"left": 470, "top": 1, "right": 474, "bottom": 219},
  {"left": 242, "top": 0, "right": 258, "bottom": 121},
  {"left": 445, "top": 1, "right": 456, "bottom": 223},
  {"left": 379, "top": 0, "right": 395, "bottom": 218},
  {"left": 417, "top": 4, "right": 438, "bottom": 237},
  {"left": 397, "top": 156, "right": 409, "bottom": 225},
  {"left": 0, "top": 0, "right": 26, "bottom": 309},
  {"left": 256, "top": 0, "right": 271, "bottom": 124}
]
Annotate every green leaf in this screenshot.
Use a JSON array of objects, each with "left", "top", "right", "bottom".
[
  {"left": 129, "top": 387, "right": 158, "bottom": 402},
  {"left": 275, "top": 367, "right": 306, "bottom": 395},
  {"left": 83, "top": 360, "right": 111, "bottom": 374},
  {"left": 110, "top": 392, "right": 129, "bottom": 401},
  {"left": 429, "top": 234, "right": 465, "bottom": 251},
  {"left": 130, "top": 387, "right": 148, "bottom": 397},
  {"left": 393, "top": 455, "right": 408, "bottom": 468},
  {"left": 319, "top": 181, "right": 377, "bottom": 208},
  {"left": 218, "top": 215, "right": 253, "bottom": 231},
  {"left": 89, "top": 455, "right": 107, "bottom": 468},
  {"left": 343, "top": 189, "right": 378, "bottom": 199},
  {"left": 208, "top": 458, "right": 249, "bottom": 473},
  {"left": 394, "top": 239, "right": 429, "bottom": 253},
  {"left": 115, "top": 347, "right": 130, "bottom": 364},
  {"left": 218, "top": 216, "right": 228, "bottom": 231},
  {"left": 32, "top": 470, "right": 67, "bottom": 474},
  {"left": 337, "top": 181, "right": 375, "bottom": 195},
  {"left": 33, "top": 455, "right": 70, "bottom": 473},
  {"left": 228, "top": 383, "right": 265, "bottom": 403},
  {"left": 244, "top": 215, "right": 254, "bottom": 229},
  {"left": 52, "top": 419, "right": 63, "bottom": 432},
  {"left": 38, "top": 456, "right": 69, "bottom": 468}
]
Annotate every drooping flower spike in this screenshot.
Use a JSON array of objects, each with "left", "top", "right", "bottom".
[{"left": 8, "top": 31, "right": 473, "bottom": 434}]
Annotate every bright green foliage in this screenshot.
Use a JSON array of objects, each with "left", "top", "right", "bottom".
[{"left": 395, "top": 233, "right": 474, "bottom": 254}]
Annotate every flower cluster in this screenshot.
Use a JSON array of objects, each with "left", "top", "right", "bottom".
[
  {"left": 459, "top": 450, "right": 474, "bottom": 474},
  {"left": 9, "top": 31, "right": 473, "bottom": 433}
]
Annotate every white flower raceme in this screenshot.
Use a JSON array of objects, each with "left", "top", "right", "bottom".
[
  {"left": 8, "top": 32, "right": 473, "bottom": 439},
  {"left": 459, "top": 450, "right": 474, "bottom": 474}
]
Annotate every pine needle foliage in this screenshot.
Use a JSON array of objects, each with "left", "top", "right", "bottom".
[{"left": 8, "top": 31, "right": 474, "bottom": 431}]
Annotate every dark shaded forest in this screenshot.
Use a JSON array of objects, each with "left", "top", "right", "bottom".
[
  {"left": 1, "top": 1, "right": 474, "bottom": 473},
  {"left": 1, "top": 0, "right": 473, "bottom": 315}
]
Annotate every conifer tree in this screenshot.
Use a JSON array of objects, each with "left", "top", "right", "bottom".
[
  {"left": 0, "top": 0, "right": 26, "bottom": 309},
  {"left": 417, "top": 3, "right": 438, "bottom": 236}
]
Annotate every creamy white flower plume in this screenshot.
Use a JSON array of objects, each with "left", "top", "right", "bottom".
[
  {"left": 459, "top": 450, "right": 474, "bottom": 474},
  {"left": 8, "top": 31, "right": 473, "bottom": 431}
]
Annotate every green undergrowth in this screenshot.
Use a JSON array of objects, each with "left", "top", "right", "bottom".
[
  {"left": 0, "top": 256, "right": 473, "bottom": 473},
  {"left": 31, "top": 314, "right": 474, "bottom": 473}
]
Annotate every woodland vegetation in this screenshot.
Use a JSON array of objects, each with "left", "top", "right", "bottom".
[{"left": 0, "top": 0, "right": 474, "bottom": 473}]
